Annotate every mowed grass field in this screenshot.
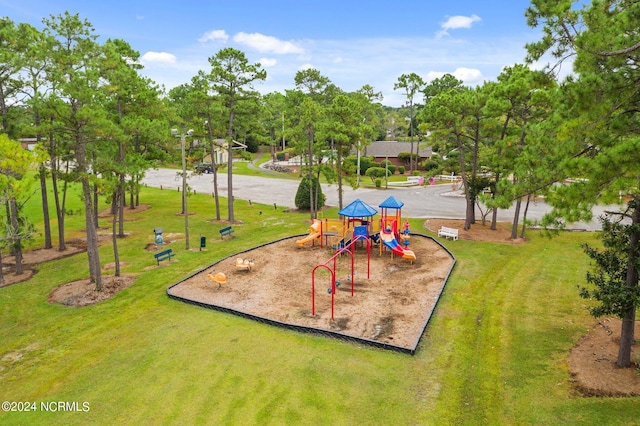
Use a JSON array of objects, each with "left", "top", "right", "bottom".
[{"left": 1, "top": 179, "right": 639, "bottom": 425}]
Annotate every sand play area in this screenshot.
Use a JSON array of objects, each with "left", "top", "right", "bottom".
[{"left": 168, "top": 233, "right": 455, "bottom": 353}]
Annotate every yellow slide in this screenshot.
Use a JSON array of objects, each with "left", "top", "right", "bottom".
[
  {"left": 296, "top": 232, "right": 321, "bottom": 247},
  {"left": 296, "top": 219, "right": 322, "bottom": 247}
]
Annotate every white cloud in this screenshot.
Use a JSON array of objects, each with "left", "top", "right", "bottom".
[
  {"left": 452, "top": 67, "right": 484, "bottom": 84},
  {"left": 198, "top": 29, "right": 229, "bottom": 43},
  {"left": 425, "top": 71, "right": 445, "bottom": 80},
  {"left": 426, "top": 67, "right": 484, "bottom": 86},
  {"left": 442, "top": 14, "right": 481, "bottom": 30},
  {"left": 437, "top": 14, "right": 481, "bottom": 37},
  {"left": 140, "top": 51, "right": 177, "bottom": 65},
  {"left": 260, "top": 57, "right": 277, "bottom": 67},
  {"left": 233, "top": 32, "right": 305, "bottom": 54}
]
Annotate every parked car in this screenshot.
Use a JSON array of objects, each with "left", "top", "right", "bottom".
[{"left": 194, "top": 162, "right": 213, "bottom": 174}]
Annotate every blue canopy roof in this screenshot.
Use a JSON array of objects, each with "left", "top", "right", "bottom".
[
  {"left": 339, "top": 199, "right": 378, "bottom": 218},
  {"left": 379, "top": 196, "right": 405, "bottom": 209}
]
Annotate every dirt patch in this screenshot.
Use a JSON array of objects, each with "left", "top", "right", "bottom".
[
  {"left": 1, "top": 245, "right": 84, "bottom": 288},
  {"left": 0, "top": 268, "right": 36, "bottom": 287},
  {"left": 48, "top": 274, "right": 136, "bottom": 307},
  {"left": 569, "top": 318, "right": 640, "bottom": 396},
  {"left": 169, "top": 234, "right": 455, "bottom": 351},
  {"left": 424, "top": 218, "right": 524, "bottom": 244},
  {"left": 5, "top": 245, "right": 84, "bottom": 265}
]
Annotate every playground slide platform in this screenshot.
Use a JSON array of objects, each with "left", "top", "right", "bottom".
[{"left": 296, "top": 232, "right": 321, "bottom": 247}]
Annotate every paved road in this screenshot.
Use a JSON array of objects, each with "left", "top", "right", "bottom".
[{"left": 141, "top": 167, "right": 616, "bottom": 230}]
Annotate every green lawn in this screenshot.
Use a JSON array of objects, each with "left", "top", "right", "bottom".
[{"left": 0, "top": 180, "right": 638, "bottom": 425}]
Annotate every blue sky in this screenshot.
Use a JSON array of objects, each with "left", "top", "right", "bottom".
[{"left": 2, "top": 0, "right": 548, "bottom": 107}]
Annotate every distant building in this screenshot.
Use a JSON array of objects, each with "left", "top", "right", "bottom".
[
  {"left": 192, "top": 138, "right": 247, "bottom": 164},
  {"left": 18, "top": 138, "right": 38, "bottom": 151},
  {"left": 359, "top": 141, "right": 433, "bottom": 167}
]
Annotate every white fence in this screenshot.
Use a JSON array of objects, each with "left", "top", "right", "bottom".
[{"left": 436, "top": 174, "right": 459, "bottom": 182}]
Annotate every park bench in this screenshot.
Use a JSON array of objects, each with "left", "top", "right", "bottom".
[
  {"left": 437, "top": 226, "right": 459, "bottom": 241},
  {"left": 219, "top": 226, "right": 235, "bottom": 240},
  {"left": 154, "top": 248, "right": 175, "bottom": 265}
]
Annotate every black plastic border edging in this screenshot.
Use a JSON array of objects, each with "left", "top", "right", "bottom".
[
  {"left": 166, "top": 233, "right": 456, "bottom": 356},
  {"left": 411, "top": 233, "right": 457, "bottom": 354}
]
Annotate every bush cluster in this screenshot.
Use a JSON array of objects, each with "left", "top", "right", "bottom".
[{"left": 295, "top": 175, "right": 325, "bottom": 210}]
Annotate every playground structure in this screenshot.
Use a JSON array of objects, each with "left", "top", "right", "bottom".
[
  {"left": 378, "top": 196, "right": 416, "bottom": 261},
  {"left": 306, "top": 197, "right": 417, "bottom": 319}
]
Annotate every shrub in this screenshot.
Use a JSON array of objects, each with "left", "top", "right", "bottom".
[
  {"left": 343, "top": 155, "right": 376, "bottom": 175},
  {"left": 379, "top": 159, "right": 396, "bottom": 175},
  {"left": 276, "top": 149, "right": 295, "bottom": 161},
  {"left": 238, "top": 150, "right": 252, "bottom": 160},
  {"left": 365, "top": 167, "right": 388, "bottom": 182},
  {"left": 295, "top": 175, "right": 326, "bottom": 210},
  {"left": 398, "top": 152, "right": 418, "bottom": 166},
  {"left": 242, "top": 138, "right": 260, "bottom": 153},
  {"left": 421, "top": 159, "right": 439, "bottom": 172},
  {"left": 398, "top": 166, "right": 405, "bottom": 174}
]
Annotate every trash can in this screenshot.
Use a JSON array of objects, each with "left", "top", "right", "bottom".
[
  {"left": 154, "top": 228, "right": 163, "bottom": 244},
  {"left": 200, "top": 236, "right": 206, "bottom": 249}
]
